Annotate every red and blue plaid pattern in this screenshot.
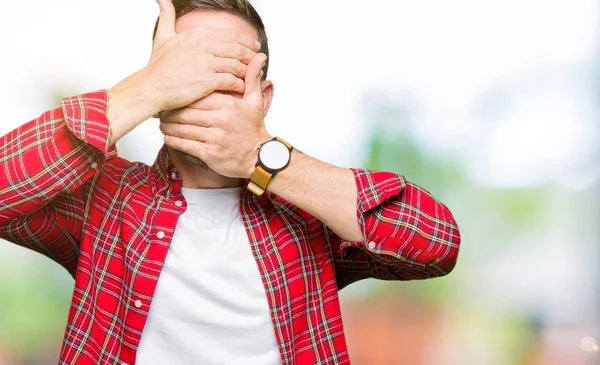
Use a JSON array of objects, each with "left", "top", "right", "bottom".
[{"left": 0, "top": 91, "right": 461, "bottom": 365}]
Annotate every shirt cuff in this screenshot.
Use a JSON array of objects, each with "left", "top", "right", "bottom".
[
  {"left": 61, "top": 90, "right": 117, "bottom": 159},
  {"left": 340, "top": 169, "right": 460, "bottom": 277},
  {"left": 339, "top": 168, "right": 406, "bottom": 256},
  {"left": 352, "top": 168, "right": 406, "bottom": 215}
]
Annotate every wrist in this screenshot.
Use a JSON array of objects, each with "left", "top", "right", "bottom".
[
  {"left": 244, "top": 135, "right": 271, "bottom": 178},
  {"left": 247, "top": 137, "right": 295, "bottom": 195},
  {"left": 110, "top": 68, "right": 162, "bottom": 117},
  {"left": 107, "top": 69, "right": 162, "bottom": 145},
  {"left": 135, "top": 66, "right": 169, "bottom": 114},
  {"left": 264, "top": 150, "right": 307, "bottom": 194}
]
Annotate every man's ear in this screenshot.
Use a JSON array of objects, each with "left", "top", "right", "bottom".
[{"left": 261, "top": 81, "right": 275, "bottom": 116}]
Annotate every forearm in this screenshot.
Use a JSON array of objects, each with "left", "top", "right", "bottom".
[
  {"left": 258, "top": 141, "right": 461, "bottom": 280},
  {"left": 267, "top": 151, "right": 365, "bottom": 242}
]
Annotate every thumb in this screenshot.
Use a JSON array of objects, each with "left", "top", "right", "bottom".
[
  {"left": 154, "top": 0, "right": 176, "bottom": 48},
  {"left": 243, "top": 53, "right": 268, "bottom": 105}
]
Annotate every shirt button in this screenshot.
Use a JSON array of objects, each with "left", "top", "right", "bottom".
[
  {"left": 171, "top": 172, "right": 177, "bottom": 180},
  {"left": 157, "top": 231, "right": 165, "bottom": 239},
  {"left": 134, "top": 300, "right": 142, "bottom": 309},
  {"left": 175, "top": 200, "right": 183, "bottom": 207},
  {"left": 91, "top": 162, "right": 98, "bottom": 169},
  {"left": 368, "top": 241, "right": 376, "bottom": 250},
  {"left": 121, "top": 362, "right": 129, "bottom": 365}
]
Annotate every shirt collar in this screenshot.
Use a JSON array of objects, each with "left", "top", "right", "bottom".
[{"left": 152, "top": 144, "right": 179, "bottom": 193}]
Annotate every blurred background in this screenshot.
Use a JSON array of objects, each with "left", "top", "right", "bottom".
[{"left": 1, "top": 0, "right": 599, "bottom": 364}]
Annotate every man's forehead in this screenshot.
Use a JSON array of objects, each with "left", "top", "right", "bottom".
[{"left": 174, "top": 10, "right": 259, "bottom": 39}]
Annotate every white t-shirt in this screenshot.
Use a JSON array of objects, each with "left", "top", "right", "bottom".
[{"left": 136, "top": 187, "right": 281, "bottom": 365}]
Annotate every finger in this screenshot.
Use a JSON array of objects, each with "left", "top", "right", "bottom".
[
  {"left": 208, "top": 42, "right": 257, "bottom": 65},
  {"left": 160, "top": 122, "right": 216, "bottom": 142},
  {"left": 212, "top": 57, "right": 247, "bottom": 79},
  {"left": 161, "top": 108, "right": 224, "bottom": 126},
  {"left": 188, "top": 93, "right": 237, "bottom": 111},
  {"left": 164, "top": 135, "right": 208, "bottom": 160},
  {"left": 210, "top": 73, "right": 245, "bottom": 95},
  {"left": 206, "top": 28, "right": 261, "bottom": 53},
  {"left": 154, "top": 0, "right": 176, "bottom": 48},
  {"left": 244, "top": 53, "right": 268, "bottom": 103}
]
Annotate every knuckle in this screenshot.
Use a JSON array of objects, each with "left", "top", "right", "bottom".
[
  {"left": 213, "top": 113, "right": 224, "bottom": 125},
  {"left": 178, "top": 139, "right": 188, "bottom": 150},
  {"left": 178, "top": 109, "right": 191, "bottom": 124},
  {"left": 214, "top": 73, "right": 240, "bottom": 91},
  {"left": 225, "top": 73, "right": 238, "bottom": 86},
  {"left": 213, "top": 140, "right": 225, "bottom": 152},
  {"left": 221, "top": 111, "right": 232, "bottom": 122},
  {"left": 234, "top": 44, "right": 244, "bottom": 58},
  {"left": 212, "top": 128, "right": 224, "bottom": 142},
  {"left": 226, "top": 29, "right": 238, "bottom": 42},
  {"left": 176, "top": 125, "right": 187, "bottom": 138},
  {"left": 160, "top": 111, "right": 172, "bottom": 123},
  {"left": 233, "top": 59, "right": 244, "bottom": 73},
  {"left": 216, "top": 114, "right": 229, "bottom": 127}
]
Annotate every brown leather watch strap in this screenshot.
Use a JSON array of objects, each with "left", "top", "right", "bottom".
[
  {"left": 275, "top": 137, "right": 293, "bottom": 150},
  {"left": 247, "top": 181, "right": 266, "bottom": 196},
  {"left": 248, "top": 165, "right": 272, "bottom": 196}
]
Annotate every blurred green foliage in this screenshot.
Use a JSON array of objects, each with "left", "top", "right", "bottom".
[{"left": 0, "top": 256, "right": 71, "bottom": 360}]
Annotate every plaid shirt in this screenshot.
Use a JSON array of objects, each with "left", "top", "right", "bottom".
[{"left": 0, "top": 91, "right": 460, "bottom": 365}]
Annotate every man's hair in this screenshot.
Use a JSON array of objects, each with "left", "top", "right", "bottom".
[{"left": 153, "top": 0, "right": 270, "bottom": 78}]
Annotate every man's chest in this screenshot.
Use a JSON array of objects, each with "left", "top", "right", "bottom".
[
  {"left": 135, "top": 196, "right": 282, "bottom": 364},
  {"left": 65, "top": 184, "right": 348, "bottom": 364}
]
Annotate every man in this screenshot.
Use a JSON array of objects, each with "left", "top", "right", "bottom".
[{"left": 0, "top": 0, "right": 461, "bottom": 364}]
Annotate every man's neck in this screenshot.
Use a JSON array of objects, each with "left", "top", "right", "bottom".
[{"left": 167, "top": 147, "right": 242, "bottom": 189}]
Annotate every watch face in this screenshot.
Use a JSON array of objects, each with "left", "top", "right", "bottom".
[{"left": 259, "top": 140, "right": 290, "bottom": 170}]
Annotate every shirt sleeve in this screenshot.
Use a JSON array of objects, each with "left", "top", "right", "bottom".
[
  {"left": 329, "top": 168, "right": 461, "bottom": 289},
  {"left": 0, "top": 90, "right": 117, "bottom": 274}
]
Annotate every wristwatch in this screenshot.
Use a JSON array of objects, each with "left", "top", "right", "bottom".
[{"left": 248, "top": 137, "right": 294, "bottom": 196}]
